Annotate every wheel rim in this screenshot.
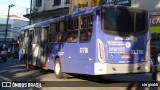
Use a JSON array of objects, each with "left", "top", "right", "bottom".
[{"left": 55, "top": 62, "right": 60, "bottom": 75}]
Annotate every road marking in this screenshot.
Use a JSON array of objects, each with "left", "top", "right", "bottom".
[{"left": 0, "top": 75, "right": 12, "bottom": 81}]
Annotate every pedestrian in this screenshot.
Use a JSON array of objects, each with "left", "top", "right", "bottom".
[{"left": 7, "top": 45, "right": 11, "bottom": 58}]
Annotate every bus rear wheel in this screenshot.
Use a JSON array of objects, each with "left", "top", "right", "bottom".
[{"left": 54, "top": 58, "right": 63, "bottom": 79}]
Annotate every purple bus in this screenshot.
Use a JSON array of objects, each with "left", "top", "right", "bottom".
[{"left": 19, "top": 5, "right": 152, "bottom": 79}]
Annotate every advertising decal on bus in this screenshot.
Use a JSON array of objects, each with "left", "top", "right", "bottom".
[{"left": 69, "top": 0, "right": 100, "bottom": 14}]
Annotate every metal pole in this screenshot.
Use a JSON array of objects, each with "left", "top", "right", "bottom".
[
  {"left": 29, "top": 0, "right": 32, "bottom": 25},
  {"left": 4, "top": 4, "right": 15, "bottom": 45}
]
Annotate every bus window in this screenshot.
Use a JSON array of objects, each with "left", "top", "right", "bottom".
[
  {"left": 49, "top": 23, "right": 56, "bottom": 42},
  {"left": 68, "top": 17, "right": 79, "bottom": 30},
  {"left": 136, "top": 11, "right": 148, "bottom": 32},
  {"left": 66, "top": 18, "right": 79, "bottom": 43},
  {"left": 55, "top": 23, "right": 60, "bottom": 32},
  {"left": 74, "top": 18, "right": 79, "bottom": 30},
  {"left": 68, "top": 19, "right": 74, "bottom": 30},
  {"left": 103, "top": 8, "right": 117, "bottom": 31},
  {"left": 60, "top": 22, "right": 64, "bottom": 32},
  {"left": 49, "top": 21, "right": 68, "bottom": 43},
  {"left": 81, "top": 16, "right": 87, "bottom": 28},
  {"left": 80, "top": 29, "right": 92, "bottom": 42},
  {"left": 103, "top": 7, "right": 148, "bottom": 33},
  {"left": 80, "top": 14, "right": 93, "bottom": 42},
  {"left": 66, "top": 31, "right": 78, "bottom": 43},
  {"left": 55, "top": 33, "right": 62, "bottom": 42},
  {"left": 80, "top": 15, "right": 93, "bottom": 29},
  {"left": 50, "top": 23, "right": 56, "bottom": 33}
]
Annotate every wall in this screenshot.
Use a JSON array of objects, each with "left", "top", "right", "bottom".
[
  {"left": 132, "top": 0, "right": 160, "bottom": 12},
  {"left": 0, "top": 16, "right": 29, "bottom": 45},
  {"left": 33, "top": 0, "right": 69, "bottom": 12}
]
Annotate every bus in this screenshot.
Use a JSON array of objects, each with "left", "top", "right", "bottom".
[{"left": 19, "top": 5, "right": 152, "bottom": 79}]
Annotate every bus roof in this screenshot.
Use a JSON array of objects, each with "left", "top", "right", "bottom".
[
  {"left": 21, "top": 5, "right": 146, "bottom": 30},
  {"left": 21, "top": 6, "right": 100, "bottom": 30}
]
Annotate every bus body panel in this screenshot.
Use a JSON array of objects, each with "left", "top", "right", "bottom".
[
  {"left": 99, "top": 33, "right": 148, "bottom": 64},
  {"left": 47, "top": 39, "right": 96, "bottom": 74}
]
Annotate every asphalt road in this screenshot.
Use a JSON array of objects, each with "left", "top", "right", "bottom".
[{"left": 0, "top": 58, "right": 159, "bottom": 90}]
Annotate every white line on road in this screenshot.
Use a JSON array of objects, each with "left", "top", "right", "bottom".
[{"left": 0, "top": 75, "right": 12, "bottom": 81}]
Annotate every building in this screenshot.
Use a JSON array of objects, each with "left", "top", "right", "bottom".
[
  {"left": 24, "top": 0, "right": 70, "bottom": 24},
  {"left": 0, "top": 15, "right": 29, "bottom": 45}
]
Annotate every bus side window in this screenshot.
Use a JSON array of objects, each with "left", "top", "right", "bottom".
[
  {"left": 56, "top": 23, "right": 60, "bottom": 32},
  {"left": 68, "top": 19, "right": 74, "bottom": 30},
  {"left": 66, "top": 31, "right": 78, "bottom": 43},
  {"left": 80, "top": 17, "right": 87, "bottom": 28},
  {"left": 80, "top": 29, "right": 92, "bottom": 42},
  {"left": 55, "top": 21, "right": 67, "bottom": 42},
  {"left": 80, "top": 14, "right": 93, "bottom": 42},
  {"left": 55, "top": 33, "right": 63, "bottom": 42},
  {"left": 80, "top": 15, "right": 93, "bottom": 29},
  {"left": 66, "top": 17, "right": 79, "bottom": 43},
  {"left": 49, "top": 23, "right": 56, "bottom": 42}
]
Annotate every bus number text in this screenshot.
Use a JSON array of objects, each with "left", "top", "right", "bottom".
[
  {"left": 80, "top": 47, "right": 88, "bottom": 53},
  {"left": 130, "top": 50, "right": 143, "bottom": 54}
]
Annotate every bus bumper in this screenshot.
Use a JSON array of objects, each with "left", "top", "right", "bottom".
[{"left": 94, "top": 61, "right": 152, "bottom": 75}]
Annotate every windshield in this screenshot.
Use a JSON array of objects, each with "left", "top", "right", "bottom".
[{"left": 102, "top": 6, "right": 148, "bottom": 33}]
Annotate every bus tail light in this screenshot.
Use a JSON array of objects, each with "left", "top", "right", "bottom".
[
  {"left": 145, "top": 39, "right": 151, "bottom": 61},
  {"left": 98, "top": 39, "right": 105, "bottom": 63}
]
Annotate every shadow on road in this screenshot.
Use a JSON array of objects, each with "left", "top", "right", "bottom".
[
  {"left": 0, "top": 59, "right": 159, "bottom": 90},
  {"left": 65, "top": 73, "right": 159, "bottom": 90}
]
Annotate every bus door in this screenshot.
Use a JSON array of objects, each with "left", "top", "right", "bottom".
[
  {"left": 28, "top": 29, "right": 34, "bottom": 65},
  {"left": 41, "top": 27, "right": 48, "bottom": 68}
]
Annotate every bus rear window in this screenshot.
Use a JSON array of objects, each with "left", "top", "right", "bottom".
[
  {"left": 103, "top": 7, "right": 148, "bottom": 33},
  {"left": 136, "top": 11, "right": 147, "bottom": 32}
]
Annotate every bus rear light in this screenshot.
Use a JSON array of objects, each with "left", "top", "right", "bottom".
[
  {"left": 98, "top": 39, "right": 105, "bottom": 63},
  {"left": 145, "top": 38, "right": 151, "bottom": 61}
]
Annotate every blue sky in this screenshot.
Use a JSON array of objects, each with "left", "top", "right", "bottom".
[{"left": 0, "top": 0, "right": 30, "bottom": 17}]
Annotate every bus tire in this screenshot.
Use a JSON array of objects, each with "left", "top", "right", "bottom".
[{"left": 54, "top": 58, "right": 63, "bottom": 79}]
